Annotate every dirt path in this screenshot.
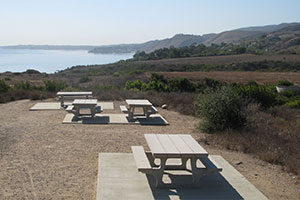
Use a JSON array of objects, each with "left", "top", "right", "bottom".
[{"left": 0, "top": 100, "right": 299, "bottom": 199}]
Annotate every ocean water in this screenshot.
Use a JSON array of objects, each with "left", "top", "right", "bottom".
[{"left": 0, "top": 48, "right": 133, "bottom": 73}]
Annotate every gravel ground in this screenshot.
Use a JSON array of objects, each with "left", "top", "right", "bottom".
[{"left": 0, "top": 99, "right": 299, "bottom": 199}]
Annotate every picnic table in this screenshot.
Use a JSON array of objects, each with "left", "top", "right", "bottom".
[
  {"left": 124, "top": 99, "right": 158, "bottom": 120},
  {"left": 56, "top": 91, "right": 93, "bottom": 107},
  {"left": 71, "top": 99, "right": 100, "bottom": 118},
  {"left": 132, "top": 134, "right": 222, "bottom": 187}
]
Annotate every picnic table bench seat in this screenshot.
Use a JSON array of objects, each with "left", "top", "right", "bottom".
[
  {"left": 120, "top": 105, "right": 128, "bottom": 113},
  {"left": 66, "top": 105, "right": 75, "bottom": 113},
  {"left": 131, "top": 146, "right": 153, "bottom": 173}
]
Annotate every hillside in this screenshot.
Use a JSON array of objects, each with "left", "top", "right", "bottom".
[
  {"left": 89, "top": 22, "right": 300, "bottom": 54},
  {"left": 1, "top": 22, "right": 299, "bottom": 55}
]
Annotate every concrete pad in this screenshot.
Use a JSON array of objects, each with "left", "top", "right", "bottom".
[
  {"left": 62, "top": 113, "right": 169, "bottom": 125},
  {"left": 30, "top": 102, "right": 62, "bottom": 110},
  {"left": 97, "top": 153, "right": 268, "bottom": 200},
  {"left": 30, "top": 102, "right": 114, "bottom": 110}
]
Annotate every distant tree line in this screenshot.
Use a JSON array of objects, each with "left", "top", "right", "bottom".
[{"left": 132, "top": 43, "right": 249, "bottom": 61}]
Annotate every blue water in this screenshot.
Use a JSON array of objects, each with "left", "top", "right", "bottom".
[{"left": 0, "top": 48, "right": 133, "bottom": 73}]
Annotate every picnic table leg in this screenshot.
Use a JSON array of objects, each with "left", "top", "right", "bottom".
[
  {"left": 91, "top": 106, "right": 96, "bottom": 117},
  {"left": 143, "top": 106, "right": 148, "bottom": 118},
  {"left": 152, "top": 157, "right": 167, "bottom": 187},
  {"left": 60, "top": 96, "right": 64, "bottom": 107},
  {"left": 191, "top": 157, "right": 203, "bottom": 183},
  {"left": 128, "top": 106, "right": 134, "bottom": 120},
  {"left": 74, "top": 106, "right": 80, "bottom": 118}
]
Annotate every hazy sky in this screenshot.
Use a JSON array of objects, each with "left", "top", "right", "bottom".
[{"left": 0, "top": 0, "right": 300, "bottom": 45}]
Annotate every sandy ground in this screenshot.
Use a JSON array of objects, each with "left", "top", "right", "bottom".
[{"left": 0, "top": 99, "right": 299, "bottom": 200}]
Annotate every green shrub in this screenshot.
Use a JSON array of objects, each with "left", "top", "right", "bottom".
[
  {"left": 25, "top": 69, "right": 41, "bottom": 74},
  {"left": 79, "top": 75, "right": 91, "bottom": 83},
  {"left": 125, "top": 80, "right": 146, "bottom": 91},
  {"left": 247, "top": 80, "right": 259, "bottom": 86},
  {"left": 0, "top": 79, "right": 10, "bottom": 93},
  {"left": 285, "top": 99, "right": 300, "bottom": 109},
  {"left": 277, "top": 80, "right": 293, "bottom": 86},
  {"left": 234, "top": 85, "right": 277, "bottom": 109},
  {"left": 167, "top": 78, "right": 195, "bottom": 92},
  {"left": 44, "top": 80, "right": 67, "bottom": 92},
  {"left": 203, "top": 77, "right": 222, "bottom": 89},
  {"left": 195, "top": 87, "right": 246, "bottom": 133},
  {"left": 14, "top": 81, "right": 32, "bottom": 90},
  {"left": 113, "top": 72, "right": 120, "bottom": 77}
]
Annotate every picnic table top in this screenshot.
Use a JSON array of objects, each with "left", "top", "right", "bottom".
[
  {"left": 72, "top": 99, "right": 97, "bottom": 105},
  {"left": 56, "top": 91, "right": 92, "bottom": 96},
  {"left": 126, "top": 99, "right": 152, "bottom": 106},
  {"left": 144, "top": 134, "right": 208, "bottom": 158}
]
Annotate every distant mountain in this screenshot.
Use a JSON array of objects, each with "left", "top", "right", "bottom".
[
  {"left": 238, "top": 22, "right": 300, "bottom": 32},
  {"left": 88, "top": 34, "right": 210, "bottom": 54},
  {"left": 89, "top": 22, "right": 300, "bottom": 54},
  {"left": 2, "top": 22, "right": 299, "bottom": 54},
  {"left": 242, "top": 24, "right": 300, "bottom": 54}
]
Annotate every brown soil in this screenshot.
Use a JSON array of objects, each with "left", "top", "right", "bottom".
[{"left": 0, "top": 100, "right": 299, "bottom": 199}]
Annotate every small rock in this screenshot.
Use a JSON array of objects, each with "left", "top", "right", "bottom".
[
  {"left": 236, "top": 161, "right": 243, "bottom": 166},
  {"left": 161, "top": 104, "right": 168, "bottom": 109}
]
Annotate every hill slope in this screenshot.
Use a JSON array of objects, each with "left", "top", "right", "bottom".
[{"left": 89, "top": 22, "right": 300, "bottom": 53}]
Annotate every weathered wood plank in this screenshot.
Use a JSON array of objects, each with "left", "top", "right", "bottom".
[
  {"left": 144, "top": 134, "right": 165, "bottom": 155},
  {"left": 180, "top": 135, "right": 208, "bottom": 156},
  {"left": 168, "top": 134, "right": 194, "bottom": 155},
  {"left": 156, "top": 134, "right": 180, "bottom": 155}
]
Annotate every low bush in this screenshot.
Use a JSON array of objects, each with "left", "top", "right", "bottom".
[
  {"left": 277, "top": 80, "right": 294, "bottom": 86},
  {"left": 285, "top": 99, "right": 300, "bottom": 109},
  {"left": 14, "top": 81, "right": 32, "bottom": 90},
  {"left": 44, "top": 80, "right": 67, "bottom": 92},
  {"left": 234, "top": 85, "right": 277, "bottom": 109},
  {"left": 125, "top": 73, "right": 196, "bottom": 92},
  {"left": 79, "top": 75, "right": 92, "bottom": 83},
  {"left": 0, "top": 79, "right": 10, "bottom": 93},
  {"left": 195, "top": 87, "right": 246, "bottom": 133},
  {"left": 202, "top": 106, "right": 300, "bottom": 175}
]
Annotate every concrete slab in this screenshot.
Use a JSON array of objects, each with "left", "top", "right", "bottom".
[
  {"left": 30, "top": 102, "right": 114, "bottom": 110},
  {"left": 30, "top": 102, "right": 62, "bottom": 110},
  {"left": 62, "top": 113, "right": 169, "bottom": 125},
  {"left": 97, "top": 153, "right": 268, "bottom": 200}
]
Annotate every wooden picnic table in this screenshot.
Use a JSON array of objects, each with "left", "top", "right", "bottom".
[
  {"left": 125, "top": 99, "right": 156, "bottom": 120},
  {"left": 72, "top": 99, "right": 98, "bottom": 118},
  {"left": 56, "top": 91, "right": 93, "bottom": 107},
  {"left": 132, "top": 134, "right": 222, "bottom": 187}
]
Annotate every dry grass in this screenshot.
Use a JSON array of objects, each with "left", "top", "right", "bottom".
[
  {"left": 0, "top": 90, "right": 55, "bottom": 103},
  {"left": 203, "top": 105, "right": 300, "bottom": 175},
  {"left": 156, "top": 71, "right": 300, "bottom": 85},
  {"left": 134, "top": 54, "right": 300, "bottom": 66}
]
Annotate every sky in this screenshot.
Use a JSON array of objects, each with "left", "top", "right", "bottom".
[{"left": 0, "top": 0, "right": 300, "bottom": 46}]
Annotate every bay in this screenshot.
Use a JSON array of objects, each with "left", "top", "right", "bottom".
[{"left": 0, "top": 48, "right": 133, "bottom": 73}]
